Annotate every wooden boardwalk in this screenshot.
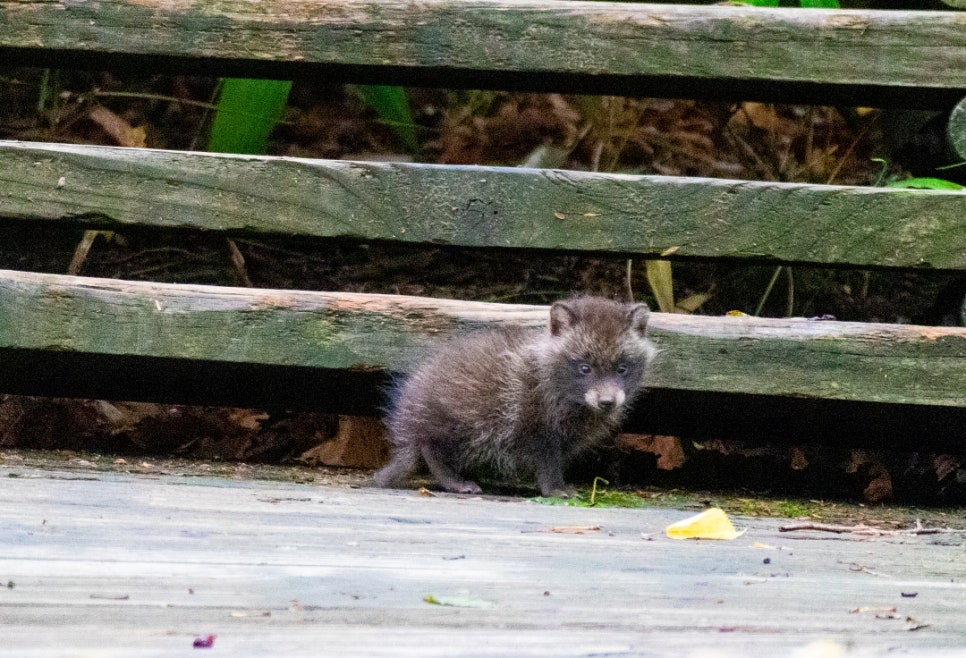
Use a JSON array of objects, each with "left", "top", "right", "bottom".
[{"left": 1, "top": 466, "right": 964, "bottom": 657}]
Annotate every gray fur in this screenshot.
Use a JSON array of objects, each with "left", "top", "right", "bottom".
[{"left": 374, "top": 297, "right": 658, "bottom": 496}]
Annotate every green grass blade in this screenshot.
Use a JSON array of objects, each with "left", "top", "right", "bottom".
[
  {"left": 885, "top": 177, "right": 963, "bottom": 191},
  {"left": 208, "top": 78, "right": 292, "bottom": 155},
  {"left": 645, "top": 259, "right": 676, "bottom": 313},
  {"left": 351, "top": 85, "right": 419, "bottom": 155}
]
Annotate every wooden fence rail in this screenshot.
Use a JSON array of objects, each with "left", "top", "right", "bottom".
[
  {"left": 1, "top": 1, "right": 965, "bottom": 107},
  {"left": 2, "top": 141, "right": 965, "bottom": 270},
  {"left": 0, "top": 269, "right": 963, "bottom": 407}
]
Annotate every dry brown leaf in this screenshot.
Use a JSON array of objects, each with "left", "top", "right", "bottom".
[
  {"left": 619, "top": 434, "right": 687, "bottom": 470},
  {"left": 864, "top": 464, "right": 893, "bottom": 504},
  {"left": 87, "top": 105, "right": 146, "bottom": 147},
  {"left": 731, "top": 102, "right": 798, "bottom": 137},
  {"left": 227, "top": 409, "right": 268, "bottom": 432},
  {"left": 675, "top": 292, "right": 711, "bottom": 314},
  {"left": 846, "top": 449, "right": 872, "bottom": 474},
  {"left": 789, "top": 447, "right": 809, "bottom": 471},
  {"left": 299, "top": 416, "right": 389, "bottom": 469},
  {"left": 933, "top": 454, "right": 964, "bottom": 481}
]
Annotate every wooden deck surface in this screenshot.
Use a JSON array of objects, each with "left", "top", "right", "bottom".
[{"left": 1, "top": 466, "right": 964, "bottom": 656}]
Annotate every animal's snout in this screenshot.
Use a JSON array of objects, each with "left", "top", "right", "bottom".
[{"left": 585, "top": 384, "right": 626, "bottom": 412}]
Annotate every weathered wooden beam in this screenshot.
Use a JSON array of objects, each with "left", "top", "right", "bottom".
[
  {"left": 0, "top": 269, "right": 963, "bottom": 407},
  {"left": 949, "top": 96, "right": 966, "bottom": 162},
  {"left": 0, "top": 1, "right": 964, "bottom": 106},
  {"left": 3, "top": 141, "right": 965, "bottom": 270}
]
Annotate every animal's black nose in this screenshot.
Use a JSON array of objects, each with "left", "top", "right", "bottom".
[{"left": 598, "top": 398, "right": 615, "bottom": 411}]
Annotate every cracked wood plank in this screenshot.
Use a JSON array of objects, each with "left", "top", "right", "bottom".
[{"left": 2, "top": 141, "right": 965, "bottom": 270}]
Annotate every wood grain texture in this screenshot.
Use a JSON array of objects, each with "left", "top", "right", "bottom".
[
  {"left": 0, "top": 1, "right": 964, "bottom": 106},
  {"left": 2, "top": 468, "right": 966, "bottom": 657},
  {"left": 949, "top": 96, "right": 966, "bottom": 162},
  {"left": 3, "top": 141, "right": 966, "bottom": 270},
  {"left": 0, "top": 269, "right": 963, "bottom": 407}
]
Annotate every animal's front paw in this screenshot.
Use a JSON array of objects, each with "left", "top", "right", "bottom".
[
  {"left": 541, "top": 485, "right": 578, "bottom": 498},
  {"left": 444, "top": 480, "right": 483, "bottom": 495}
]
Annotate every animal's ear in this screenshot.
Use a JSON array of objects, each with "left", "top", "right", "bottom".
[
  {"left": 627, "top": 303, "right": 651, "bottom": 335},
  {"left": 550, "top": 301, "right": 579, "bottom": 336}
]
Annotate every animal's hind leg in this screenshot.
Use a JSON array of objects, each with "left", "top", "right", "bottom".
[
  {"left": 420, "top": 444, "right": 482, "bottom": 495},
  {"left": 373, "top": 445, "right": 418, "bottom": 488}
]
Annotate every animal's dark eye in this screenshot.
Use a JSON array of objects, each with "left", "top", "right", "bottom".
[
  {"left": 616, "top": 363, "right": 629, "bottom": 375},
  {"left": 577, "top": 363, "right": 592, "bottom": 375}
]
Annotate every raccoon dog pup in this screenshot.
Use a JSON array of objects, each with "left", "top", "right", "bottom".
[{"left": 375, "top": 297, "right": 658, "bottom": 496}]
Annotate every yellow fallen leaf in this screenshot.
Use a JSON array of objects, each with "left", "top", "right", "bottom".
[{"left": 665, "top": 507, "right": 746, "bottom": 540}]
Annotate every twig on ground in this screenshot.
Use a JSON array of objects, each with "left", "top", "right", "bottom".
[{"left": 778, "top": 520, "right": 965, "bottom": 537}]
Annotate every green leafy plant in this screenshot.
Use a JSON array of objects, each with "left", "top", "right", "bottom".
[
  {"left": 207, "top": 80, "right": 418, "bottom": 156},
  {"left": 350, "top": 85, "right": 420, "bottom": 155},
  {"left": 872, "top": 158, "right": 964, "bottom": 191},
  {"left": 207, "top": 78, "right": 292, "bottom": 154},
  {"left": 885, "top": 177, "right": 963, "bottom": 191}
]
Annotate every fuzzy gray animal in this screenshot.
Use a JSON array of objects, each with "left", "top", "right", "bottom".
[{"left": 374, "top": 296, "right": 658, "bottom": 496}]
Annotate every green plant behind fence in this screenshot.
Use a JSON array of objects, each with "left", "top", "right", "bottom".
[{"left": 207, "top": 78, "right": 292, "bottom": 155}]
